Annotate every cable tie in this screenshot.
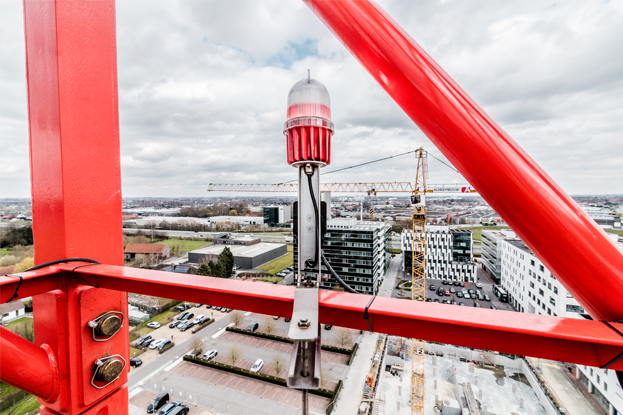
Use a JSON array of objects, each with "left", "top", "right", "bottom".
[
  {"left": 363, "top": 295, "right": 377, "bottom": 332},
  {"left": 600, "top": 321, "right": 623, "bottom": 369},
  {"left": 4, "top": 274, "right": 24, "bottom": 303}
]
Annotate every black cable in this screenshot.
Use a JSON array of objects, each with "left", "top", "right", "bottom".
[
  {"left": 71, "top": 263, "right": 100, "bottom": 288},
  {"left": 305, "top": 172, "right": 319, "bottom": 269},
  {"left": 3, "top": 258, "right": 101, "bottom": 301},
  {"left": 321, "top": 252, "right": 358, "bottom": 294},
  {"left": 277, "top": 150, "right": 418, "bottom": 184}
]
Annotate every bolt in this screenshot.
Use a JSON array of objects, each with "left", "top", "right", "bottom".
[{"left": 298, "top": 318, "right": 310, "bottom": 329}]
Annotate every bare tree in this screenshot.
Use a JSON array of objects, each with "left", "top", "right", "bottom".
[
  {"left": 226, "top": 345, "right": 243, "bottom": 367},
  {"left": 230, "top": 311, "right": 244, "bottom": 328},
  {"left": 321, "top": 366, "right": 330, "bottom": 389},
  {"left": 334, "top": 328, "right": 353, "bottom": 348},
  {"left": 262, "top": 318, "right": 276, "bottom": 335},
  {"left": 271, "top": 354, "right": 286, "bottom": 377},
  {"left": 189, "top": 337, "right": 203, "bottom": 357}
]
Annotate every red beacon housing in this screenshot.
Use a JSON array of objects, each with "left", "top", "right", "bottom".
[{"left": 284, "top": 72, "right": 334, "bottom": 166}]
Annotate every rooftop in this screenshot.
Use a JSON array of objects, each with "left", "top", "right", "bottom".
[{"left": 190, "top": 242, "right": 285, "bottom": 258}]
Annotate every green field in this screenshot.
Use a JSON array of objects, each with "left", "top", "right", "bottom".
[
  {"left": 0, "top": 248, "right": 12, "bottom": 256},
  {"left": 0, "top": 393, "right": 39, "bottom": 415},
  {"left": 157, "top": 239, "right": 209, "bottom": 252},
  {"left": 4, "top": 317, "right": 33, "bottom": 333},
  {"left": 256, "top": 245, "right": 293, "bottom": 275},
  {"left": 605, "top": 229, "right": 623, "bottom": 237},
  {"left": 255, "top": 276, "right": 284, "bottom": 283},
  {"left": 130, "top": 346, "right": 144, "bottom": 357}
]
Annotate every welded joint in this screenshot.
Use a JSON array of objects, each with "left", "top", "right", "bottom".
[{"left": 40, "top": 343, "right": 60, "bottom": 403}]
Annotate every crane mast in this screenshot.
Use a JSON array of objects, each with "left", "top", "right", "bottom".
[{"left": 411, "top": 148, "right": 428, "bottom": 414}]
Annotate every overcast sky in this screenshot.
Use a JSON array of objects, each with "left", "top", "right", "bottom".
[{"left": 1, "top": 0, "right": 621, "bottom": 198}]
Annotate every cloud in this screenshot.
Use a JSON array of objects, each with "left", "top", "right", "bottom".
[{"left": 1, "top": 0, "right": 622, "bottom": 198}]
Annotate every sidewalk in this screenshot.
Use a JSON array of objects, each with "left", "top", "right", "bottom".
[{"left": 333, "top": 331, "right": 379, "bottom": 415}]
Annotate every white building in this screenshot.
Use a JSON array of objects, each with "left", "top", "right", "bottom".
[
  {"left": 482, "top": 229, "right": 517, "bottom": 284},
  {"left": 0, "top": 301, "right": 26, "bottom": 321},
  {"left": 499, "top": 236, "right": 623, "bottom": 415},
  {"left": 401, "top": 225, "right": 477, "bottom": 282}
]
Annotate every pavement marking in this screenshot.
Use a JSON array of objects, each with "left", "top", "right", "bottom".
[
  {"left": 129, "top": 359, "right": 172, "bottom": 391},
  {"left": 540, "top": 363, "right": 559, "bottom": 367},
  {"left": 128, "top": 387, "right": 143, "bottom": 398},
  {"left": 212, "top": 328, "right": 227, "bottom": 338},
  {"left": 244, "top": 311, "right": 251, "bottom": 316},
  {"left": 165, "top": 357, "right": 184, "bottom": 372}
]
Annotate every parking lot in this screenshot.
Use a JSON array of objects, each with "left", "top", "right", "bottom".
[
  {"left": 129, "top": 389, "right": 209, "bottom": 415},
  {"left": 422, "top": 266, "right": 515, "bottom": 311}
]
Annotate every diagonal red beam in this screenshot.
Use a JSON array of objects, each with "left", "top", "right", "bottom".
[
  {"left": 43, "top": 264, "right": 623, "bottom": 371},
  {"left": 0, "top": 327, "right": 59, "bottom": 402},
  {"left": 303, "top": 0, "right": 623, "bottom": 322}
]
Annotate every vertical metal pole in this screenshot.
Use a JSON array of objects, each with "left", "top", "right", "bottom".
[
  {"left": 297, "top": 164, "right": 321, "bottom": 286},
  {"left": 23, "top": 0, "right": 128, "bottom": 413},
  {"left": 302, "top": 390, "right": 309, "bottom": 415}
]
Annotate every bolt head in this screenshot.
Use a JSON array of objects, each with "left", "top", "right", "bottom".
[{"left": 298, "top": 318, "right": 310, "bottom": 329}]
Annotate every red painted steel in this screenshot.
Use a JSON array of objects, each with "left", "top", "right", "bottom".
[
  {"left": 0, "top": 327, "right": 59, "bottom": 401},
  {"left": 34, "top": 264, "right": 623, "bottom": 371},
  {"left": 304, "top": 0, "right": 623, "bottom": 322},
  {"left": 0, "top": 267, "right": 62, "bottom": 303},
  {"left": 22, "top": 0, "right": 128, "bottom": 413}
]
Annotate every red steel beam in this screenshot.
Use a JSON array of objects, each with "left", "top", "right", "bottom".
[
  {"left": 0, "top": 327, "right": 59, "bottom": 402},
  {"left": 303, "top": 0, "right": 623, "bottom": 322},
  {"left": 42, "top": 264, "right": 623, "bottom": 371},
  {"left": 0, "top": 268, "right": 62, "bottom": 303}
]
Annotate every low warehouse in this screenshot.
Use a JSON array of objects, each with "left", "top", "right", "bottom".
[{"left": 188, "top": 243, "right": 287, "bottom": 270}]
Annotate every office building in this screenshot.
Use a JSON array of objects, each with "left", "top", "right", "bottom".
[
  {"left": 401, "top": 226, "right": 477, "bottom": 282},
  {"left": 295, "top": 218, "right": 391, "bottom": 294},
  {"left": 481, "top": 229, "right": 517, "bottom": 284},
  {"left": 499, "top": 235, "right": 622, "bottom": 415},
  {"left": 263, "top": 205, "right": 292, "bottom": 227}
]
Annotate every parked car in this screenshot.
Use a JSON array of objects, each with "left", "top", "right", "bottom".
[
  {"left": 453, "top": 281, "right": 460, "bottom": 286},
  {"left": 477, "top": 292, "right": 484, "bottom": 301},
  {"left": 130, "top": 357, "right": 142, "bottom": 367},
  {"left": 442, "top": 280, "right": 448, "bottom": 285},
  {"left": 177, "top": 311, "right": 189, "bottom": 321},
  {"left": 158, "top": 401, "right": 181, "bottom": 415},
  {"left": 195, "top": 303, "right": 202, "bottom": 308},
  {"left": 484, "top": 295, "right": 491, "bottom": 302},
  {"left": 449, "top": 287, "right": 455, "bottom": 293},
  {"left": 172, "top": 305, "right": 184, "bottom": 312},
  {"left": 470, "top": 293, "right": 477, "bottom": 299},
  {"left": 444, "top": 290, "right": 450, "bottom": 296},
  {"left": 180, "top": 322, "right": 194, "bottom": 332},
  {"left": 325, "top": 325, "right": 333, "bottom": 330},
  {"left": 468, "top": 289, "right": 474, "bottom": 295},
  {"left": 425, "top": 298, "right": 432, "bottom": 302},
  {"left": 284, "top": 318, "right": 291, "bottom": 322},
  {"left": 142, "top": 339, "right": 156, "bottom": 348},
  {"left": 205, "top": 305, "right": 212, "bottom": 309},
  {"left": 429, "top": 284, "right": 435, "bottom": 291},
  {"left": 169, "top": 321, "right": 181, "bottom": 329},
  {"left": 475, "top": 283, "right": 482, "bottom": 289},
  {"left": 183, "top": 303, "right": 192, "bottom": 310},
  {"left": 248, "top": 323, "right": 259, "bottom": 331},
  {"left": 137, "top": 334, "right": 152, "bottom": 346},
  {"left": 147, "top": 322, "right": 161, "bottom": 329},
  {"left": 272, "top": 316, "right": 279, "bottom": 320},
  {"left": 192, "top": 315, "right": 205, "bottom": 324},
  {"left": 457, "top": 292, "right": 464, "bottom": 298},
  {"left": 451, "top": 301, "right": 458, "bottom": 305},
  {"left": 203, "top": 349, "right": 218, "bottom": 360},
  {"left": 187, "top": 347, "right": 202, "bottom": 358},
  {"left": 149, "top": 340, "right": 164, "bottom": 350},
  {"left": 146, "top": 392, "right": 169, "bottom": 413},
  {"left": 459, "top": 282, "right": 465, "bottom": 287},
  {"left": 157, "top": 340, "right": 172, "bottom": 351},
  {"left": 250, "top": 359, "right": 264, "bottom": 373},
  {"left": 490, "top": 305, "right": 497, "bottom": 310},
  {"left": 474, "top": 303, "right": 481, "bottom": 308},
  {"left": 184, "top": 313, "right": 194, "bottom": 320},
  {"left": 168, "top": 406, "right": 190, "bottom": 415},
  {"left": 459, "top": 302, "right": 465, "bottom": 306},
  {"left": 433, "top": 298, "right": 440, "bottom": 303},
  {"left": 222, "top": 308, "right": 231, "bottom": 312},
  {"left": 276, "top": 272, "right": 286, "bottom": 277},
  {"left": 233, "top": 265, "right": 240, "bottom": 270}
]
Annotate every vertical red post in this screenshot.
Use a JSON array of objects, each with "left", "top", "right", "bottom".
[
  {"left": 24, "top": 0, "right": 128, "bottom": 413},
  {"left": 304, "top": 0, "right": 623, "bottom": 321}
]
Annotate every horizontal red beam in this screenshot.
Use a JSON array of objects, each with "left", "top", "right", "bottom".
[
  {"left": 0, "top": 267, "right": 62, "bottom": 303},
  {"left": 3, "top": 264, "right": 622, "bottom": 373},
  {"left": 44, "top": 264, "right": 623, "bottom": 371},
  {"left": 0, "top": 327, "right": 59, "bottom": 401}
]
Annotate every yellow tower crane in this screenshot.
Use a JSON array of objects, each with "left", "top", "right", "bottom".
[{"left": 411, "top": 148, "right": 428, "bottom": 414}]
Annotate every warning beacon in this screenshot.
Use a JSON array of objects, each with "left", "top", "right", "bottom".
[
  {"left": 285, "top": 71, "right": 333, "bottom": 414},
  {"left": 284, "top": 70, "right": 334, "bottom": 166}
]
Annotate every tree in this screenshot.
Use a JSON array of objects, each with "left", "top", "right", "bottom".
[
  {"left": 230, "top": 311, "right": 244, "bottom": 327},
  {"left": 218, "top": 247, "right": 235, "bottom": 276},
  {"left": 0, "top": 226, "right": 33, "bottom": 248},
  {"left": 334, "top": 328, "right": 353, "bottom": 348},
  {"left": 14, "top": 257, "right": 35, "bottom": 273},
  {"left": 189, "top": 337, "right": 203, "bottom": 357},
  {"left": 213, "top": 260, "right": 227, "bottom": 278},
  {"left": 226, "top": 345, "right": 243, "bottom": 367},
  {"left": 11, "top": 321, "right": 34, "bottom": 342},
  {"left": 262, "top": 318, "right": 276, "bottom": 335},
  {"left": 228, "top": 209, "right": 238, "bottom": 216},
  {"left": 271, "top": 354, "right": 286, "bottom": 377},
  {"left": 196, "top": 263, "right": 210, "bottom": 276}
]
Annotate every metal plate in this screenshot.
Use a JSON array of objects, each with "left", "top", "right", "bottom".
[{"left": 288, "top": 289, "right": 319, "bottom": 341}]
